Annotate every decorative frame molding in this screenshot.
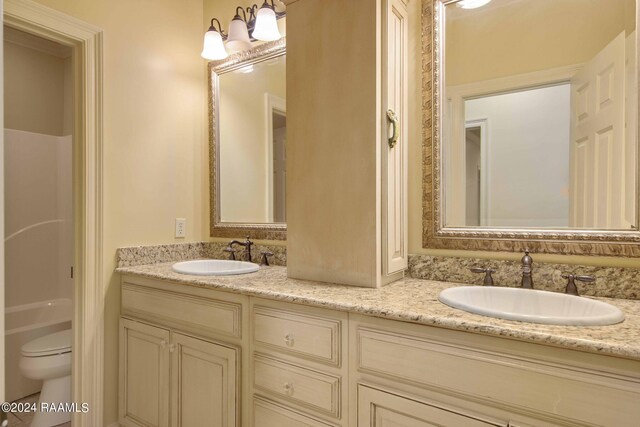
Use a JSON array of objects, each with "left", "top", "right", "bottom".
[
  {"left": 422, "top": 0, "right": 640, "bottom": 256},
  {"left": 4, "top": 0, "right": 104, "bottom": 424},
  {"left": 208, "top": 38, "right": 287, "bottom": 240}
]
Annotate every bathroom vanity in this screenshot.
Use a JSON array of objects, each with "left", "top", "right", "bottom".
[{"left": 117, "top": 265, "right": 640, "bottom": 427}]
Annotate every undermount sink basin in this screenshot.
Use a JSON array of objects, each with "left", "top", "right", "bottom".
[
  {"left": 172, "top": 259, "right": 259, "bottom": 276},
  {"left": 438, "top": 286, "right": 624, "bottom": 326}
]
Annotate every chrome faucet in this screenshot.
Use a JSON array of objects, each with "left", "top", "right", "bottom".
[
  {"left": 228, "top": 236, "right": 254, "bottom": 262},
  {"left": 521, "top": 251, "right": 533, "bottom": 289}
]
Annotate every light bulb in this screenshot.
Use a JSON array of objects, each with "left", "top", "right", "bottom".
[{"left": 252, "top": 2, "right": 281, "bottom": 41}]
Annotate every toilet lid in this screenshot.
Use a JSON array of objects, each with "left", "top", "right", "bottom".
[{"left": 21, "top": 329, "right": 72, "bottom": 357}]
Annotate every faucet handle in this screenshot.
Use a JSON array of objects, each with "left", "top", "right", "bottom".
[
  {"left": 223, "top": 246, "right": 236, "bottom": 260},
  {"left": 260, "top": 251, "right": 274, "bottom": 266},
  {"left": 561, "top": 273, "right": 595, "bottom": 296},
  {"left": 470, "top": 267, "right": 496, "bottom": 286}
]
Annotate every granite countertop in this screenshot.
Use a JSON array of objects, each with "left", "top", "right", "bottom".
[{"left": 117, "top": 262, "right": 640, "bottom": 361}]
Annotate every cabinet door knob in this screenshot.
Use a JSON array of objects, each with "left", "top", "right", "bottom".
[
  {"left": 284, "top": 333, "right": 294, "bottom": 347},
  {"left": 160, "top": 340, "right": 167, "bottom": 349},
  {"left": 283, "top": 382, "right": 294, "bottom": 395},
  {"left": 168, "top": 344, "right": 176, "bottom": 353}
]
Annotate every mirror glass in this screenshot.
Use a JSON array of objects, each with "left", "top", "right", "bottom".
[
  {"left": 443, "top": 0, "right": 637, "bottom": 230},
  {"left": 217, "top": 54, "right": 286, "bottom": 224}
]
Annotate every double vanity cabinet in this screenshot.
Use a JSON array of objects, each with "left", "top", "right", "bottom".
[{"left": 118, "top": 272, "right": 640, "bottom": 427}]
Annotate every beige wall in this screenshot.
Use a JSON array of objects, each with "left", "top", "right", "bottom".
[
  {"left": 28, "top": 0, "right": 207, "bottom": 424},
  {"left": 446, "top": 0, "right": 635, "bottom": 86},
  {"left": 4, "top": 41, "right": 68, "bottom": 136}
]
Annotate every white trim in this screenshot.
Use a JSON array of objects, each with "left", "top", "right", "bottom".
[
  {"left": 3, "top": 1, "right": 104, "bottom": 426},
  {"left": 265, "top": 93, "right": 286, "bottom": 222},
  {"left": 464, "top": 119, "right": 489, "bottom": 226},
  {"left": 445, "top": 64, "right": 582, "bottom": 226}
]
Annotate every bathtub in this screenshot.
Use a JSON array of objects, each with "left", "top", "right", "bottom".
[{"left": 5, "top": 299, "right": 72, "bottom": 402}]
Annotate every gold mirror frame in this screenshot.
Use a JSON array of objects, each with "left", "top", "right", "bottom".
[
  {"left": 208, "top": 38, "right": 287, "bottom": 240},
  {"left": 422, "top": 0, "right": 640, "bottom": 256}
]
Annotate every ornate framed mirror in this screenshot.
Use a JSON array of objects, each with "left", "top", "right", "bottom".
[
  {"left": 208, "top": 38, "right": 286, "bottom": 240},
  {"left": 423, "top": 0, "right": 640, "bottom": 255}
]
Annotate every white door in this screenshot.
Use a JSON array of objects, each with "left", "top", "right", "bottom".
[{"left": 570, "top": 32, "right": 627, "bottom": 228}]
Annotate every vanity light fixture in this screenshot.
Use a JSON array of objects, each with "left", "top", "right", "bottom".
[
  {"left": 201, "top": 18, "right": 228, "bottom": 60},
  {"left": 202, "top": 0, "right": 285, "bottom": 59},
  {"left": 457, "top": 0, "right": 492, "bottom": 9}
]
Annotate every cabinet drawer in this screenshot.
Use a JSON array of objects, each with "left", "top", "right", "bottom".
[
  {"left": 122, "top": 283, "right": 242, "bottom": 339},
  {"left": 253, "top": 305, "right": 341, "bottom": 365},
  {"left": 253, "top": 397, "right": 337, "bottom": 427},
  {"left": 356, "top": 326, "right": 640, "bottom": 426},
  {"left": 253, "top": 355, "right": 341, "bottom": 418},
  {"left": 358, "top": 385, "right": 504, "bottom": 427}
]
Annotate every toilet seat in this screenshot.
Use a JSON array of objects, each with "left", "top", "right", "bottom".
[{"left": 21, "top": 329, "right": 72, "bottom": 357}]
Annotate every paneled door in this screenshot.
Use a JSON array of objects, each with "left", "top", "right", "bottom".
[
  {"left": 119, "top": 319, "right": 171, "bottom": 427},
  {"left": 570, "top": 32, "right": 626, "bottom": 228},
  {"left": 357, "top": 385, "right": 501, "bottom": 427},
  {"left": 170, "top": 332, "right": 238, "bottom": 427}
]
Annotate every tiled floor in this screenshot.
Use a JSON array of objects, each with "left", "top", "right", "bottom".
[{"left": 7, "top": 393, "right": 71, "bottom": 427}]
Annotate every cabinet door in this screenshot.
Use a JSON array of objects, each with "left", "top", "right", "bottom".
[
  {"left": 381, "top": 0, "right": 408, "bottom": 277},
  {"left": 357, "top": 385, "right": 503, "bottom": 427},
  {"left": 171, "top": 332, "right": 238, "bottom": 427},
  {"left": 119, "top": 318, "right": 171, "bottom": 427}
]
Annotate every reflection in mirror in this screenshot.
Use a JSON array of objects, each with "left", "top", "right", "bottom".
[
  {"left": 218, "top": 55, "right": 286, "bottom": 224},
  {"left": 443, "top": 0, "right": 637, "bottom": 230}
]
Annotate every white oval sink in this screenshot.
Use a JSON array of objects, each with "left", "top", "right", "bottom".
[
  {"left": 438, "top": 286, "right": 624, "bottom": 326},
  {"left": 172, "top": 259, "right": 259, "bottom": 276}
]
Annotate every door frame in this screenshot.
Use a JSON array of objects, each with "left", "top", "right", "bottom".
[
  {"left": 265, "top": 93, "right": 286, "bottom": 222},
  {"left": 3, "top": 1, "right": 104, "bottom": 425}
]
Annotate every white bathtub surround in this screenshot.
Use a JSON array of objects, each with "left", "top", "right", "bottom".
[
  {"left": 4, "top": 129, "right": 73, "bottom": 401},
  {"left": 5, "top": 299, "right": 72, "bottom": 402}
]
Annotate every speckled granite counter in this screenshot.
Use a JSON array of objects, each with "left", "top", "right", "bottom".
[{"left": 117, "top": 263, "right": 640, "bottom": 361}]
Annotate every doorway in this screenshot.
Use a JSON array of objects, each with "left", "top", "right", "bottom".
[{"left": 3, "top": 1, "right": 104, "bottom": 425}]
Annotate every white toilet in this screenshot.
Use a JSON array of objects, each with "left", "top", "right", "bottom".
[{"left": 19, "top": 329, "right": 72, "bottom": 427}]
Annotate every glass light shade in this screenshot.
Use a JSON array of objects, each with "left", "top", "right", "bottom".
[
  {"left": 201, "top": 29, "right": 228, "bottom": 60},
  {"left": 252, "top": 6, "right": 281, "bottom": 41},
  {"left": 457, "top": 0, "right": 492, "bottom": 9},
  {"left": 226, "top": 18, "right": 252, "bottom": 52}
]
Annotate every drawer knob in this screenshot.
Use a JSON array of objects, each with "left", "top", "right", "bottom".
[
  {"left": 284, "top": 333, "right": 295, "bottom": 347},
  {"left": 283, "top": 382, "right": 294, "bottom": 395}
]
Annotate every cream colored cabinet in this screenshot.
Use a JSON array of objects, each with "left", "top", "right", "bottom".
[
  {"left": 381, "top": 0, "right": 409, "bottom": 278},
  {"left": 287, "top": 0, "right": 409, "bottom": 288},
  {"left": 119, "top": 318, "right": 171, "bottom": 427},
  {"left": 119, "top": 276, "right": 248, "bottom": 427},
  {"left": 119, "top": 318, "right": 238, "bottom": 427},
  {"left": 250, "top": 298, "right": 348, "bottom": 427},
  {"left": 350, "top": 314, "right": 640, "bottom": 427},
  {"left": 171, "top": 332, "right": 238, "bottom": 427},
  {"left": 357, "top": 385, "right": 502, "bottom": 427}
]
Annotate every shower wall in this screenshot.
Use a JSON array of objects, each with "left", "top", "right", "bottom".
[{"left": 4, "top": 30, "right": 73, "bottom": 309}]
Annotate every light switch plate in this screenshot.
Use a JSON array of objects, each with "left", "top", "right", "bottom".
[{"left": 175, "top": 218, "right": 186, "bottom": 238}]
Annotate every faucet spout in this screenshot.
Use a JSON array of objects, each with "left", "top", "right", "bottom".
[
  {"left": 521, "top": 251, "right": 533, "bottom": 289},
  {"left": 228, "top": 236, "right": 254, "bottom": 262}
]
